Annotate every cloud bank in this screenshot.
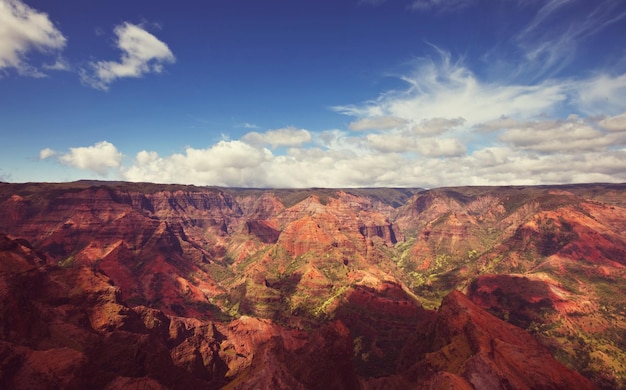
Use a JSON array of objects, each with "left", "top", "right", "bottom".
[
  {"left": 80, "top": 22, "right": 175, "bottom": 90},
  {"left": 0, "top": 0, "right": 66, "bottom": 76},
  {"left": 41, "top": 106, "right": 626, "bottom": 187}
]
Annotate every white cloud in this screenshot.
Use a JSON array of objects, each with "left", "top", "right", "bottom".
[
  {"left": 365, "top": 133, "right": 414, "bottom": 153},
  {"left": 42, "top": 57, "right": 69, "bottom": 71},
  {"left": 36, "top": 32, "right": 626, "bottom": 188},
  {"left": 57, "top": 141, "right": 122, "bottom": 176},
  {"left": 599, "top": 112, "right": 626, "bottom": 132},
  {"left": 0, "top": 0, "right": 66, "bottom": 76},
  {"left": 499, "top": 117, "right": 624, "bottom": 153},
  {"left": 574, "top": 73, "right": 626, "bottom": 116},
  {"left": 363, "top": 118, "right": 466, "bottom": 156},
  {"left": 122, "top": 141, "right": 273, "bottom": 186},
  {"left": 39, "top": 147, "right": 56, "bottom": 159},
  {"left": 80, "top": 22, "right": 175, "bottom": 90},
  {"left": 415, "top": 137, "right": 466, "bottom": 157},
  {"left": 515, "top": 0, "right": 626, "bottom": 78},
  {"left": 333, "top": 51, "right": 568, "bottom": 128},
  {"left": 411, "top": 117, "right": 465, "bottom": 135},
  {"left": 50, "top": 51, "right": 626, "bottom": 188},
  {"left": 241, "top": 127, "right": 312, "bottom": 148},
  {"left": 47, "top": 124, "right": 626, "bottom": 187},
  {"left": 477, "top": 116, "right": 521, "bottom": 132},
  {"left": 461, "top": 148, "right": 626, "bottom": 186},
  {"left": 348, "top": 116, "right": 408, "bottom": 131},
  {"left": 332, "top": 48, "right": 626, "bottom": 168}
]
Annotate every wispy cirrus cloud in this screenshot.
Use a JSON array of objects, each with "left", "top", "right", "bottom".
[
  {"left": 360, "top": 0, "right": 477, "bottom": 13},
  {"left": 573, "top": 72, "right": 626, "bottom": 116},
  {"left": 0, "top": 0, "right": 66, "bottom": 77},
  {"left": 515, "top": 0, "right": 626, "bottom": 78},
  {"left": 333, "top": 49, "right": 569, "bottom": 128},
  {"left": 409, "top": 0, "right": 475, "bottom": 12},
  {"left": 80, "top": 22, "right": 175, "bottom": 90}
]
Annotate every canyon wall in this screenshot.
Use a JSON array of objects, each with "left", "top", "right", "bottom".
[{"left": 1, "top": 181, "right": 624, "bottom": 388}]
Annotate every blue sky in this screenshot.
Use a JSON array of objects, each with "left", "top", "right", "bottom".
[{"left": 1, "top": 0, "right": 625, "bottom": 187}]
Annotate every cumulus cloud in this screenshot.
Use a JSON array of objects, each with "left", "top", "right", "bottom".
[
  {"left": 47, "top": 123, "right": 626, "bottom": 188},
  {"left": 415, "top": 137, "right": 466, "bottom": 157},
  {"left": 599, "top": 112, "right": 626, "bottom": 132},
  {"left": 361, "top": 116, "right": 466, "bottom": 156},
  {"left": 241, "top": 127, "right": 312, "bottom": 148},
  {"left": 462, "top": 148, "right": 626, "bottom": 186},
  {"left": 122, "top": 141, "right": 273, "bottom": 186},
  {"left": 348, "top": 116, "right": 408, "bottom": 131},
  {"left": 477, "top": 116, "right": 521, "bottom": 133},
  {"left": 80, "top": 22, "right": 175, "bottom": 90},
  {"left": 365, "top": 133, "right": 414, "bottom": 153},
  {"left": 411, "top": 117, "right": 465, "bottom": 135},
  {"left": 499, "top": 117, "right": 624, "bottom": 153},
  {"left": 39, "top": 147, "right": 56, "bottom": 159},
  {"left": 0, "top": 0, "right": 66, "bottom": 76},
  {"left": 120, "top": 139, "right": 408, "bottom": 188},
  {"left": 55, "top": 141, "right": 122, "bottom": 176}
]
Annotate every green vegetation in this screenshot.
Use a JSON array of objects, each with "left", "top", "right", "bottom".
[
  {"left": 204, "top": 263, "right": 234, "bottom": 282},
  {"left": 58, "top": 254, "right": 76, "bottom": 268},
  {"left": 314, "top": 285, "right": 349, "bottom": 318}
]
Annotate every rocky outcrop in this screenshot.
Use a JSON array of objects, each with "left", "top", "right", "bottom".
[
  {"left": 399, "top": 290, "right": 597, "bottom": 389},
  {"left": 0, "top": 233, "right": 594, "bottom": 389},
  {"left": 0, "top": 234, "right": 354, "bottom": 389}
]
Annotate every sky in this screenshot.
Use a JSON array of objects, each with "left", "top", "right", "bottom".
[{"left": 1, "top": 0, "right": 625, "bottom": 188}]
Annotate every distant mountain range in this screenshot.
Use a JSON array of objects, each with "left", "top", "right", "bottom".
[{"left": 1, "top": 181, "right": 624, "bottom": 389}]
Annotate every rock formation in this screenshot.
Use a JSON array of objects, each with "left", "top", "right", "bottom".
[{"left": 1, "top": 181, "right": 624, "bottom": 388}]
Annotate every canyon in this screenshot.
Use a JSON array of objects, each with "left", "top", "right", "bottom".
[{"left": 0, "top": 181, "right": 624, "bottom": 389}]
